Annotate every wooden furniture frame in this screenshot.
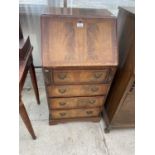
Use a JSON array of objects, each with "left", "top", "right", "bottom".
[
  {"left": 19, "top": 24, "right": 40, "bottom": 139},
  {"left": 103, "top": 7, "right": 135, "bottom": 133},
  {"left": 41, "top": 8, "right": 118, "bottom": 125},
  {"left": 19, "top": 48, "right": 40, "bottom": 139}
]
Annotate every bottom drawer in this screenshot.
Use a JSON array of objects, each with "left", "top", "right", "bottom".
[{"left": 50, "top": 108, "right": 101, "bottom": 119}]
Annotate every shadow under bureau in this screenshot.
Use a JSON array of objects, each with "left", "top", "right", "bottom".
[{"left": 41, "top": 8, "right": 118, "bottom": 125}]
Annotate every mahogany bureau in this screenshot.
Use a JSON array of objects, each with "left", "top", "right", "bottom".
[{"left": 41, "top": 8, "right": 118, "bottom": 125}]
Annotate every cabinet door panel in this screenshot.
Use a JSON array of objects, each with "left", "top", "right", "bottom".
[{"left": 112, "top": 91, "right": 135, "bottom": 126}]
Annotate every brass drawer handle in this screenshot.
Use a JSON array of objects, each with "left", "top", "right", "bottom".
[
  {"left": 91, "top": 86, "right": 99, "bottom": 92},
  {"left": 89, "top": 100, "right": 96, "bottom": 104},
  {"left": 59, "top": 102, "right": 66, "bottom": 106},
  {"left": 59, "top": 112, "right": 66, "bottom": 116},
  {"left": 58, "top": 73, "right": 67, "bottom": 80},
  {"left": 94, "top": 72, "right": 103, "bottom": 79},
  {"left": 58, "top": 88, "right": 66, "bottom": 94},
  {"left": 86, "top": 111, "right": 93, "bottom": 115}
]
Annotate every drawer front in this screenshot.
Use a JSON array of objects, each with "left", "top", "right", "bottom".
[
  {"left": 47, "top": 84, "right": 109, "bottom": 97},
  {"left": 53, "top": 69, "right": 109, "bottom": 84},
  {"left": 49, "top": 96, "right": 105, "bottom": 109},
  {"left": 51, "top": 108, "right": 101, "bottom": 119}
]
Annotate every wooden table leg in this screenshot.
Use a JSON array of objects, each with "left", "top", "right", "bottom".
[
  {"left": 19, "top": 99, "right": 36, "bottom": 139},
  {"left": 29, "top": 63, "right": 40, "bottom": 104}
]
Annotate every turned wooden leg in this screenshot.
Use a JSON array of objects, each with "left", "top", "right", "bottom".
[
  {"left": 19, "top": 99, "right": 36, "bottom": 139},
  {"left": 29, "top": 63, "right": 40, "bottom": 104}
]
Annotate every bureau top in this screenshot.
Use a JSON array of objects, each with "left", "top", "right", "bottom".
[
  {"left": 41, "top": 8, "right": 118, "bottom": 68},
  {"left": 42, "top": 8, "right": 114, "bottom": 18}
]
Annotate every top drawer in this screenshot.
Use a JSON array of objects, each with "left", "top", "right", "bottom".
[
  {"left": 53, "top": 69, "right": 110, "bottom": 84},
  {"left": 53, "top": 69, "right": 109, "bottom": 84}
]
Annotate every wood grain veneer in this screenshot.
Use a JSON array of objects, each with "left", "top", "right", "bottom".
[{"left": 41, "top": 8, "right": 118, "bottom": 125}]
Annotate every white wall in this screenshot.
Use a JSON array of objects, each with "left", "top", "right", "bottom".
[{"left": 20, "top": 0, "right": 134, "bottom": 66}]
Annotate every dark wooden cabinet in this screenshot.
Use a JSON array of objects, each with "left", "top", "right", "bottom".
[
  {"left": 41, "top": 8, "right": 118, "bottom": 125},
  {"left": 104, "top": 7, "right": 135, "bottom": 132}
]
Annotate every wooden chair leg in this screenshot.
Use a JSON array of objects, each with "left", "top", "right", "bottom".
[
  {"left": 29, "top": 63, "right": 40, "bottom": 104},
  {"left": 19, "top": 99, "right": 36, "bottom": 139}
]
